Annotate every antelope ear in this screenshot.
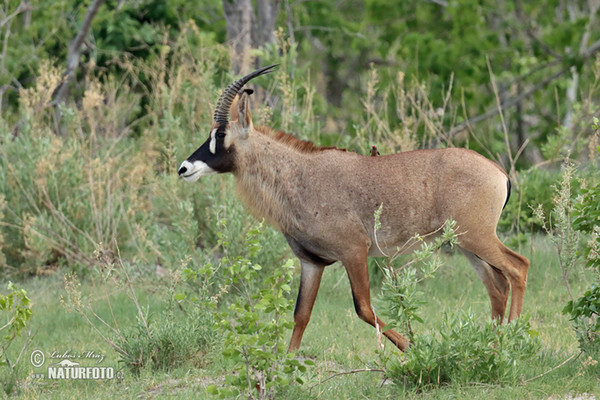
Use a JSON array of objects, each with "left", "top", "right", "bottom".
[{"left": 237, "top": 89, "right": 254, "bottom": 139}]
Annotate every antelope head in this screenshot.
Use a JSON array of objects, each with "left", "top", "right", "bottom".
[{"left": 177, "top": 64, "right": 278, "bottom": 182}]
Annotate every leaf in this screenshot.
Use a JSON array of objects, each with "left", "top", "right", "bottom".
[{"left": 173, "top": 292, "right": 186, "bottom": 302}]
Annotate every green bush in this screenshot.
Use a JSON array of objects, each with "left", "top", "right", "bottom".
[
  {"left": 0, "top": 28, "right": 231, "bottom": 277},
  {"left": 498, "top": 167, "right": 565, "bottom": 237},
  {"left": 0, "top": 281, "right": 33, "bottom": 395},
  {"left": 386, "top": 312, "right": 540, "bottom": 389},
  {"left": 119, "top": 306, "right": 216, "bottom": 374},
  {"left": 0, "top": 122, "right": 152, "bottom": 276},
  {"left": 196, "top": 220, "right": 311, "bottom": 400},
  {"left": 376, "top": 218, "right": 540, "bottom": 390},
  {"left": 564, "top": 284, "right": 600, "bottom": 359},
  {"left": 563, "top": 167, "right": 600, "bottom": 359}
]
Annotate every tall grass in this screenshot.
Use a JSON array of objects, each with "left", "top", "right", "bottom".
[
  {"left": 0, "top": 24, "right": 312, "bottom": 279},
  {"left": 0, "top": 24, "right": 224, "bottom": 276}
]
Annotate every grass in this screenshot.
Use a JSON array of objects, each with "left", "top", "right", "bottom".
[
  {"left": 1, "top": 25, "right": 598, "bottom": 398},
  {"left": 3, "top": 234, "right": 599, "bottom": 399}
]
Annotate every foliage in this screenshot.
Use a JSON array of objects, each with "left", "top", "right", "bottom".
[
  {"left": 61, "top": 247, "right": 216, "bottom": 376},
  {"left": 375, "top": 218, "right": 541, "bottom": 390},
  {"left": 0, "top": 281, "right": 33, "bottom": 395},
  {"left": 200, "top": 220, "right": 311, "bottom": 400},
  {"left": 0, "top": 282, "right": 31, "bottom": 343},
  {"left": 573, "top": 172, "right": 600, "bottom": 272},
  {"left": 0, "top": 112, "right": 150, "bottom": 275},
  {"left": 287, "top": 0, "right": 600, "bottom": 160},
  {"left": 532, "top": 158, "right": 582, "bottom": 300},
  {"left": 386, "top": 311, "right": 541, "bottom": 389},
  {"left": 378, "top": 219, "right": 459, "bottom": 339},
  {"left": 564, "top": 283, "right": 600, "bottom": 358},
  {"left": 533, "top": 150, "right": 600, "bottom": 359},
  {"left": 118, "top": 306, "right": 216, "bottom": 374},
  {"left": 499, "top": 167, "right": 563, "bottom": 237},
  {"left": 0, "top": 24, "right": 229, "bottom": 277},
  {"left": 0, "top": 0, "right": 224, "bottom": 116},
  {"left": 563, "top": 150, "right": 600, "bottom": 358}
]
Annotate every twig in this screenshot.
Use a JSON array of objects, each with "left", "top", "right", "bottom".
[
  {"left": 447, "top": 66, "right": 570, "bottom": 140},
  {"left": 523, "top": 351, "right": 581, "bottom": 383},
  {"left": 114, "top": 239, "right": 152, "bottom": 340},
  {"left": 0, "top": 1, "right": 33, "bottom": 28},
  {"left": 373, "top": 203, "right": 389, "bottom": 257},
  {"left": 487, "top": 57, "right": 516, "bottom": 180},
  {"left": 309, "top": 368, "right": 385, "bottom": 392}
]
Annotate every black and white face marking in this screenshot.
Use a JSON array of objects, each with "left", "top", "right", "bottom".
[{"left": 178, "top": 124, "right": 236, "bottom": 182}]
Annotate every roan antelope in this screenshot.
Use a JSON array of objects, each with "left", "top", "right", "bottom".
[{"left": 178, "top": 65, "right": 529, "bottom": 352}]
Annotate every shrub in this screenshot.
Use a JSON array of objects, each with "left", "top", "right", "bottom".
[
  {"left": 196, "top": 220, "right": 311, "bottom": 400},
  {"left": 376, "top": 218, "right": 540, "bottom": 390},
  {"left": 119, "top": 306, "right": 216, "bottom": 374},
  {"left": 0, "top": 25, "right": 230, "bottom": 277},
  {"left": 564, "top": 283, "right": 600, "bottom": 359},
  {"left": 0, "top": 121, "right": 152, "bottom": 276},
  {"left": 531, "top": 151, "right": 600, "bottom": 359},
  {"left": 498, "top": 166, "right": 565, "bottom": 238},
  {"left": 563, "top": 159, "right": 600, "bottom": 359},
  {"left": 378, "top": 219, "right": 459, "bottom": 340},
  {"left": 386, "top": 311, "right": 540, "bottom": 389},
  {"left": 0, "top": 281, "right": 33, "bottom": 395}
]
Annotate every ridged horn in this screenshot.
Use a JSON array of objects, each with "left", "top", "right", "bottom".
[{"left": 213, "top": 64, "right": 279, "bottom": 124}]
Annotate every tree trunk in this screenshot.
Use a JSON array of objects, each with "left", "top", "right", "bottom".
[
  {"left": 255, "top": 0, "right": 279, "bottom": 46},
  {"left": 222, "top": 0, "right": 280, "bottom": 74},
  {"left": 223, "top": 0, "right": 254, "bottom": 75},
  {"left": 52, "top": 0, "right": 105, "bottom": 133}
]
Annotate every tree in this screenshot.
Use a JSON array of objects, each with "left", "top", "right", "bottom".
[{"left": 222, "top": 0, "right": 280, "bottom": 74}]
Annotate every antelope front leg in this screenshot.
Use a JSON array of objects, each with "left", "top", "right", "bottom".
[
  {"left": 288, "top": 260, "right": 325, "bottom": 352},
  {"left": 343, "top": 248, "right": 410, "bottom": 352}
]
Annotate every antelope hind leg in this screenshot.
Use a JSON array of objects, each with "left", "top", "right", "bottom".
[
  {"left": 462, "top": 239, "right": 529, "bottom": 322},
  {"left": 461, "top": 248, "right": 510, "bottom": 321}
]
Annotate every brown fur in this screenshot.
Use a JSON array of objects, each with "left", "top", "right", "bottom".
[
  {"left": 256, "top": 125, "right": 346, "bottom": 154},
  {"left": 187, "top": 91, "right": 529, "bottom": 353}
]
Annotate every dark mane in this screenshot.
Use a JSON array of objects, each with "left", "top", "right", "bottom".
[{"left": 256, "top": 125, "right": 345, "bottom": 154}]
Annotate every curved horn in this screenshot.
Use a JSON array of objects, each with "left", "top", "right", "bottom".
[{"left": 213, "top": 64, "right": 279, "bottom": 124}]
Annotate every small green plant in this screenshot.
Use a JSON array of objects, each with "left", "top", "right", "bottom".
[
  {"left": 119, "top": 306, "right": 216, "bottom": 374},
  {"left": 61, "top": 244, "right": 216, "bottom": 376},
  {"left": 564, "top": 283, "right": 600, "bottom": 358},
  {"left": 375, "top": 217, "right": 540, "bottom": 389},
  {"left": 203, "top": 219, "right": 311, "bottom": 400},
  {"left": 378, "top": 219, "right": 459, "bottom": 339},
  {"left": 386, "top": 311, "right": 540, "bottom": 389},
  {"left": 0, "top": 281, "right": 33, "bottom": 395},
  {"left": 533, "top": 150, "right": 600, "bottom": 362},
  {"left": 563, "top": 155, "right": 600, "bottom": 358},
  {"left": 532, "top": 158, "right": 581, "bottom": 301}
]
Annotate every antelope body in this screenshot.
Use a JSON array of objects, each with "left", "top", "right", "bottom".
[{"left": 178, "top": 65, "right": 529, "bottom": 352}]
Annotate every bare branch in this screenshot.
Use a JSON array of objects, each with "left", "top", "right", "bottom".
[
  {"left": 523, "top": 352, "right": 581, "bottom": 383},
  {"left": 52, "top": 0, "right": 105, "bottom": 107},
  {"left": 447, "top": 66, "right": 570, "bottom": 140},
  {"left": 426, "top": 0, "right": 448, "bottom": 6},
  {"left": 0, "top": 1, "right": 33, "bottom": 28},
  {"left": 487, "top": 57, "right": 515, "bottom": 178},
  {"left": 309, "top": 368, "right": 385, "bottom": 392},
  {"left": 584, "top": 38, "right": 600, "bottom": 59}
]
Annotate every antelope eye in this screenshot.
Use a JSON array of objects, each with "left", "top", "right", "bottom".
[{"left": 217, "top": 132, "right": 226, "bottom": 138}]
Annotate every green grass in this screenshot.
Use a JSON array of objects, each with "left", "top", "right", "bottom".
[{"left": 3, "top": 235, "right": 599, "bottom": 399}]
